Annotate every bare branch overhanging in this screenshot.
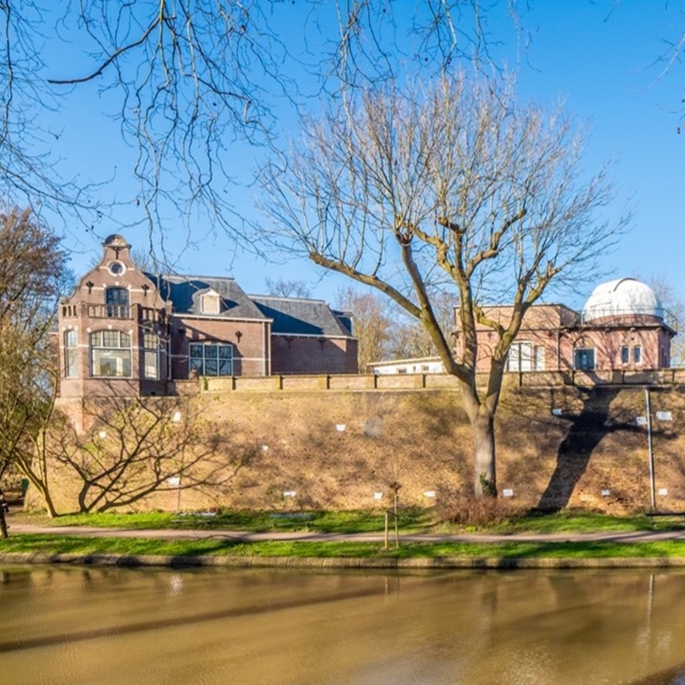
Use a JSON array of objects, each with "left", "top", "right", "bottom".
[{"left": 259, "top": 71, "right": 630, "bottom": 392}]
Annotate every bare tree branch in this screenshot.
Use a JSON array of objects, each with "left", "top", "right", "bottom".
[{"left": 260, "top": 70, "right": 628, "bottom": 498}]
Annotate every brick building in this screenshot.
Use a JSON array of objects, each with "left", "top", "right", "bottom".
[
  {"left": 57, "top": 235, "right": 357, "bottom": 397},
  {"left": 455, "top": 278, "right": 677, "bottom": 374}
]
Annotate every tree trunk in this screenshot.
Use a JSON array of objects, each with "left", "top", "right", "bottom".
[
  {"left": 473, "top": 411, "right": 497, "bottom": 498},
  {"left": 37, "top": 485, "right": 58, "bottom": 519},
  {"left": 0, "top": 504, "right": 7, "bottom": 538},
  {"left": 24, "top": 477, "right": 58, "bottom": 518}
]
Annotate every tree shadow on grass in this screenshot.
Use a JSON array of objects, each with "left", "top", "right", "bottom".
[{"left": 536, "top": 384, "right": 628, "bottom": 512}]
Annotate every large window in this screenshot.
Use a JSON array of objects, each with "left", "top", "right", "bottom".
[
  {"left": 143, "top": 332, "right": 159, "bottom": 379},
  {"left": 189, "top": 342, "right": 233, "bottom": 376},
  {"left": 64, "top": 329, "right": 78, "bottom": 378},
  {"left": 574, "top": 347, "right": 595, "bottom": 371},
  {"left": 508, "top": 342, "right": 533, "bottom": 372},
  {"left": 90, "top": 330, "right": 132, "bottom": 377},
  {"left": 105, "top": 287, "right": 130, "bottom": 318}
]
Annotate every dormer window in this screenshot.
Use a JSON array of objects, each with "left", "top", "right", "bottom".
[{"left": 201, "top": 290, "right": 221, "bottom": 315}]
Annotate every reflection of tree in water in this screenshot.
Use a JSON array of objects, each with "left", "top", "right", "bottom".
[{"left": 538, "top": 385, "right": 626, "bottom": 512}]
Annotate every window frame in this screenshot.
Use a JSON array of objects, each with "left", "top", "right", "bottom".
[
  {"left": 64, "top": 329, "right": 78, "bottom": 378},
  {"left": 188, "top": 342, "right": 233, "bottom": 377},
  {"left": 574, "top": 347, "right": 596, "bottom": 371},
  {"left": 142, "top": 331, "right": 159, "bottom": 380},
  {"left": 508, "top": 341, "right": 533, "bottom": 372},
  {"left": 90, "top": 330, "right": 132, "bottom": 378},
  {"left": 620, "top": 346, "right": 630, "bottom": 365},
  {"left": 105, "top": 287, "right": 130, "bottom": 318},
  {"left": 633, "top": 345, "right": 642, "bottom": 365}
]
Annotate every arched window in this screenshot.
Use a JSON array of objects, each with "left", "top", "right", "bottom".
[
  {"left": 90, "top": 330, "right": 132, "bottom": 377},
  {"left": 143, "top": 331, "right": 159, "bottom": 379}
]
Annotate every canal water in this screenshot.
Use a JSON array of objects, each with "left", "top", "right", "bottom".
[{"left": 2, "top": 565, "right": 685, "bottom": 684}]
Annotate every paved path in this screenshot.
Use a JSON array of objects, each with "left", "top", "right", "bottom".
[{"left": 8, "top": 522, "right": 685, "bottom": 544}]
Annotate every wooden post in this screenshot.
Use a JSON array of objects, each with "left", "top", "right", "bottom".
[{"left": 384, "top": 511, "right": 389, "bottom": 550}]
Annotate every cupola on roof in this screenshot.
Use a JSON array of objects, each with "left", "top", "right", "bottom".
[
  {"left": 582, "top": 278, "right": 664, "bottom": 322},
  {"left": 103, "top": 234, "right": 130, "bottom": 247}
]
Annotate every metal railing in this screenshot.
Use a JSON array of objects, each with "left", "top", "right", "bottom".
[{"left": 580, "top": 306, "right": 678, "bottom": 331}]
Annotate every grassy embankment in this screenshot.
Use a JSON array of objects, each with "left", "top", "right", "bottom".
[
  {"left": 3, "top": 509, "right": 685, "bottom": 560},
  {"left": 15, "top": 507, "right": 682, "bottom": 534}
]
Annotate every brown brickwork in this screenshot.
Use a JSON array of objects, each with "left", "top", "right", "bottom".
[{"left": 57, "top": 236, "right": 358, "bottom": 398}]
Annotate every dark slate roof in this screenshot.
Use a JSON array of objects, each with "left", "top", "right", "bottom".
[
  {"left": 251, "top": 296, "right": 353, "bottom": 337},
  {"left": 145, "top": 274, "right": 267, "bottom": 320}
]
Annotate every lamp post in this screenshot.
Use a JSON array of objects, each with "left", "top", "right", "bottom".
[{"left": 645, "top": 389, "right": 656, "bottom": 512}]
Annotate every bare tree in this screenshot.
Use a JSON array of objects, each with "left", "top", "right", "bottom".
[
  {"left": 0, "top": 3, "right": 101, "bottom": 225},
  {"left": 389, "top": 290, "right": 457, "bottom": 360},
  {"left": 647, "top": 276, "right": 685, "bottom": 367},
  {"left": 50, "top": 395, "right": 256, "bottom": 514},
  {"left": 265, "top": 277, "right": 312, "bottom": 299},
  {"left": 260, "top": 72, "right": 628, "bottom": 498},
  {"left": 335, "top": 286, "right": 394, "bottom": 370},
  {"left": 0, "top": 208, "right": 68, "bottom": 528},
  {"left": 9, "top": 2, "right": 503, "bottom": 243}
]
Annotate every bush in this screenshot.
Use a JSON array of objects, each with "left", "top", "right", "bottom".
[{"left": 435, "top": 487, "right": 517, "bottom": 527}]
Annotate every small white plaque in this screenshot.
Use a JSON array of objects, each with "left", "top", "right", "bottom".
[
  {"left": 336, "top": 424, "right": 346, "bottom": 432},
  {"left": 167, "top": 476, "right": 181, "bottom": 486},
  {"left": 283, "top": 490, "right": 296, "bottom": 497},
  {"left": 261, "top": 445, "right": 269, "bottom": 452},
  {"left": 502, "top": 489, "right": 514, "bottom": 497},
  {"left": 98, "top": 430, "right": 107, "bottom": 439},
  {"left": 373, "top": 492, "right": 383, "bottom": 500},
  {"left": 658, "top": 488, "right": 668, "bottom": 496},
  {"left": 172, "top": 411, "right": 182, "bottom": 423},
  {"left": 601, "top": 489, "right": 611, "bottom": 497},
  {"left": 656, "top": 411, "right": 673, "bottom": 421},
  {"left": 635, "top": 416, "right": 648, "bottom": 426},
  {"left": 423, "top": 490, "right": 436, "bottom": 499},
  {"left": 552, "top": 408, "right": 563, "bottom": 416}
]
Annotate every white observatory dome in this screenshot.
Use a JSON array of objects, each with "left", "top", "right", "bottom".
[{"left": 582, "top": 278, "right": 664, "bottom": 323}]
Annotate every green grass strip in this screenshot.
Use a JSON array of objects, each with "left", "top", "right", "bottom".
[
  {"left": 17, "top": 508, "right": 685, "bottom": 535},
  {"left": 4, "top": 535, "right": 685, "bottom": 559}
]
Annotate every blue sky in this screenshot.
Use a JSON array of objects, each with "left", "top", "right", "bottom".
[{"left": 36, "top": 2, "right": 685, "bottom": 310}]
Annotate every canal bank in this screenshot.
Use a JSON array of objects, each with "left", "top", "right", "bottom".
[
  {"left": 6, "top": 523, "right": 685, "bottom": 568},
  {"left": 5, "top": 551, "right": 685, "bottom": 569}
]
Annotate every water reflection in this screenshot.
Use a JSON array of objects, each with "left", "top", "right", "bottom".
[{"left": 2, "top": 566, "right": 685, "bottom": 684}]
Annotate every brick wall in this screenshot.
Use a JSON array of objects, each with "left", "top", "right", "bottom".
[{"left": 271, "top": 335, "right": 358, "bottom": 375}]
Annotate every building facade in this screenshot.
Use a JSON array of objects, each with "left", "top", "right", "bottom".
[
  {"left": 456, "top": 278, "right": 676, "bottom": 374},
  {"left": 57, "top": 236, "right": 357, "bottom": 397}
]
